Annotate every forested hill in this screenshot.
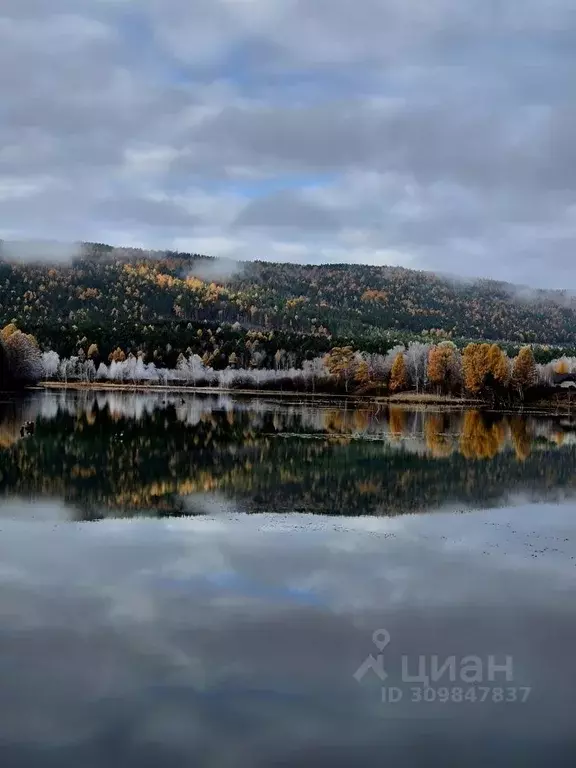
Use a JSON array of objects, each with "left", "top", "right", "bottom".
[{"left": 1, "top": 242, "right": 576, "bottom": 364}]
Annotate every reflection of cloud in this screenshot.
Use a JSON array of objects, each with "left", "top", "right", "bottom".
[
  {"left": 0, "top": 498, "right": 71, "bottom": 522},
  {"left": 0, "top": 504, "right": 576, "bottom": 759},
  {"left": 181, "top": 492, "right": 241, "bottom": 517}
]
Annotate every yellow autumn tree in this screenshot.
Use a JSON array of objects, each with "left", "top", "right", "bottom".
[
  {"left": 354, "top": 359, "right": 371, "bottom": 390},
  {"left": 462, "top": 344, "right": 481, "bottom": 393},
  {"left": 0, "top": 323, "right": 18, "bottom": 341},
  {"left": 427, "top": 345, "right": 447, "bottom": 391},
  {"left": 477, "top": 344, "right": 492, "bottom": 380},
  {"left": 427, "top": 341, "right": 459, "bottom": 394},
  {"left": 462, "top": 343, "right": 494, "bottom": 394},
  {"left": 488, "top": 344, "right": 509, "bottom": 386},
  {"left": 324, "top": 347, "right": 358, "bottom": 392},
  {"left": 512, "top": 346, "right": 537, "bottom": 397},
  {"left": 108, "top": 347, "right": 126, "bottom": 363},
  {"left": 389, "top": 353, "right": 408, "bottom": 393},
  {"left": 555, "top": 359, "right": 569, "bottom": 375}
]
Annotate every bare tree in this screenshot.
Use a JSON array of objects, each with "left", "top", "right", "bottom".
[{"left": 406, "top": 342, "right": 431, "bottom": 394}]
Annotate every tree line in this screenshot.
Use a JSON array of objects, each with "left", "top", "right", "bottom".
[
  {"left": 0, "top": 318, "right": 568, "bottom": 403},
  {"left": 317, "top": 341, "right": 556, "bottom": 402}
]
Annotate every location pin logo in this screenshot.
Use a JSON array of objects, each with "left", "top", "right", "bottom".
[{"left": 373, "top": 629, "right": 391, "bottom": 651}]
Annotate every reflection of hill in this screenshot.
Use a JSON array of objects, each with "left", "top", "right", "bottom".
[{"left": 1, "top": 395, "right": 576, "bottom": 519}]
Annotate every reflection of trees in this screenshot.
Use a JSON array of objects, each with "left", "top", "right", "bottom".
[
  {"left": 509, "top": 417, "right": 533, "bottom": 462},
  {"left": 0, "top": 419, "right": 20, "bottom": 450},
  {"left": 460, "top": 411, "right": 507, "bottom": 460},
  {"left": 0, "top": 396, "right": 40, "bottom": 449},
  {"left": 324, "top": 409, "right": 350, "bottom": 434},
  {"left": 0, "top": 397, "right": 574, "bottom": 519},
  {"left": 389, "top": 407, "right": 407, "bottom": 439},
  {"left": 322, "top": 408, "right": 371, "bottom": 436},
  {"left": 424, "top": 413, "right": 454, "bottom": 458}
]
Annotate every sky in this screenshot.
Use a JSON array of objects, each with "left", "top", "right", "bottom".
[{"left": 1, "top": 1, "right": 575, "bottom": 287}]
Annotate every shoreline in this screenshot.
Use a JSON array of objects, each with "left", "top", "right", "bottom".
[
  {"left": 32, "top": 381, "right": 576, "bottom": 413},
  {"left": 36, "top": 381, "right": 481, "bottom": 405}
]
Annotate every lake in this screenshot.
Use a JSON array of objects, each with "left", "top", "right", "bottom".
[{"left": 1, "top": 391, "right": 575, "bottom": 765}]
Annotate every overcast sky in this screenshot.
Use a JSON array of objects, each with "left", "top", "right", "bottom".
[{"left": 1, "top": 1, "right": 575, "bottom": 287}]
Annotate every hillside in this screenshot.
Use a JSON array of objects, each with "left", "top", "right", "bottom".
[{"left": 1, "top": 242, "right": 576, "bottom": 366}]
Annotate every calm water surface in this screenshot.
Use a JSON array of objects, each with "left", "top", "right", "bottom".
[{"left": 0, "top": 391, "right": 575, "bottom": 765}]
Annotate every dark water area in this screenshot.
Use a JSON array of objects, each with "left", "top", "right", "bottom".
[
  {"left": 2, "top": 390, "right": 576, "bottom": 518},
  {"left": 1, "top": 392, "right": 576, "bottom": 765}
]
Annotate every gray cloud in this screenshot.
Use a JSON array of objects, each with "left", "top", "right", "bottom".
[
  {"left": 0, "top": 239, "right": 81, "bottom": 265},
  {"left": 95, "top": 195, "right": 201, "bottom": 229},
  {"left": 1, "top": 0, "right": 576, "bottom": 286},
  {"left": 234, "top": 190, "right": 339, "bottom": 231}
]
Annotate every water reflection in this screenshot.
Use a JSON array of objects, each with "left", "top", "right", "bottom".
[
  {"left": 0, "top": 503, "right": 575, "bottom": 765},
  {"left": 2, "top": 392, "right": 576, "bottom": 519}
]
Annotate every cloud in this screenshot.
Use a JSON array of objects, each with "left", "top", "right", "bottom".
[
  {"left": 0, "top": 239, "right": 82, "bottom": 265},
  {"left": 1, "top": 1, "right": 576, "bottom": 285},
  {"left": 234, "top": 190, "right": 339, "bottom": 231},
  {"left": 187, "top": 257, "right": 244, "bottom": 282}
]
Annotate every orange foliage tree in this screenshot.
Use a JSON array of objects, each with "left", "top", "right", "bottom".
[
  {"left": 554, "top": 359, "right": 569, "bottom": 375},
  {"left": 463, "top": 342, "right": 508, "bottom": 396},
  {"left": 427, "top": 341, "right": 460, "bottom": 394},
  {"left": 108, "top": 347, "right": 126, "bottom": 363},
  {"left": 324, "top": 347, "right": 359, "bottom": 392},
  {"left": 0, "top": 323, "right": 18, "bottom": 342},
  {"left": 488, "top": 344, "right": 510, "bottom": 386},
  {"left": 389, "top": 353, "right": 409, "bottom": 393},
  {"left": 511, "top": 346, "right": 537, "bottom": 398}
]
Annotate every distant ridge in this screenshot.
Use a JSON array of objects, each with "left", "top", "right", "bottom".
[{"left": 1, "top": 243, "right": 576, "bottom": 362}]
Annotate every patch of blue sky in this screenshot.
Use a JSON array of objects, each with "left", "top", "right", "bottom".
[
  {"left": 114, "top": 11, "right": 397, "bottom": 113},
  {"left": 222, "top": 173, "right": 338, "bottom": 199},
  {"left": 114, "top": 8, "right": 155, "bottom": 60},
  {"left": 163, "top": 173, "right": 338, "bottom": 200},
  {"left": 150, "top": 572, "right": 322, "bottom": 607},
  {"left": 207, "top": 572, "right": 324, "bottom": 607},
  {"left": 166, "top": 40, "right": 385, "bottom": 101}
]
